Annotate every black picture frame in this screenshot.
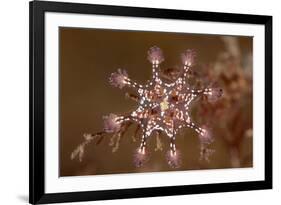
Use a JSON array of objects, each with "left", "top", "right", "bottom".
[{"left": 29, "top": 0, "right": 272, "bottom": 204}]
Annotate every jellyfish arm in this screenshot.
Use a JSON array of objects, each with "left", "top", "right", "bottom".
[
  {"left": 109, "top": 68, "right": 144, "bottom": 90},
  {"left": 142, "top": 45, "right": 165, "bottom": 89},
  {"left": 166, "top": 130, "right": 181, "bottom": 168},
  {"left": 186, "top": 121, "right": 215, "bottom": 161},
  {"left": 181, "top": 49, "right": 196, "bottom": 78},
  {"left": 134, "top": 126, "right": 150, "bottom": 167}
]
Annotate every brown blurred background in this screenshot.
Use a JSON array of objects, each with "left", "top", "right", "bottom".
[{"left": 59, "top": 27, "right": 253, "bottom": 176}]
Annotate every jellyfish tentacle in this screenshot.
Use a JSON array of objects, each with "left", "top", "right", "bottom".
[
  {"left": 186, "top": 122, "right": 214, "bottom": 161},
  {"left": 203, "top": 87, "right": 223, "bottom": 102},
  {"left": 180, "top": 49, "right": 196, "bottom": 82},
  {"left": 147, "top": 46, "right": 164, "bottom": 83},
  {"left": 139, "top": 132, "right": 148, "bottom": 154},
  {"left": 166, "top": 132, "right": 181, "bottom": 168},
  {"left": 133, "top": 125, "right": 150, "bottom": 167},
  {"left": 109, "top": 68, "right": 144, "bottom": 90},
  {"left": 123, "top": 77, "right": 144, "bottom": 90}
]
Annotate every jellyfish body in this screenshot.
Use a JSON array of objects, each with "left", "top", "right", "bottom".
[{"left": 105, "top": 46, "right": 222, "bottom": 168}]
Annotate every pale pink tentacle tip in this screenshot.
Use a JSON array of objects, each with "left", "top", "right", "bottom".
[
  {"left": 147, "top": 46, "right": 164, "bottom": 65},
  {"left": 166, "top": 150, "right": 181, "bottom": 168},
  {"left": 109, "top": 69, "right": 128, "bottom": 89},
  {"left": 181, "top": 49, "right": 196, "bottom": 66},
  {"left": 103, "top": 113, "right": 121, "bottom": 133}
]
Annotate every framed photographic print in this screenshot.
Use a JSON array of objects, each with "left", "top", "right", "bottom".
[{"left": 29, "top": 0, "right": 272, "bottom": 204}]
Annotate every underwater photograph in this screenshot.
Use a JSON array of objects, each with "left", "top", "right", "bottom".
[{"left": 59, "top": 27, "right": 253, "bottom": 176}]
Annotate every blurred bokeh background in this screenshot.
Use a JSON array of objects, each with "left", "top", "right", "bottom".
[{"left": 59, "top": 27, "right": 253, "bottom": 176}]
